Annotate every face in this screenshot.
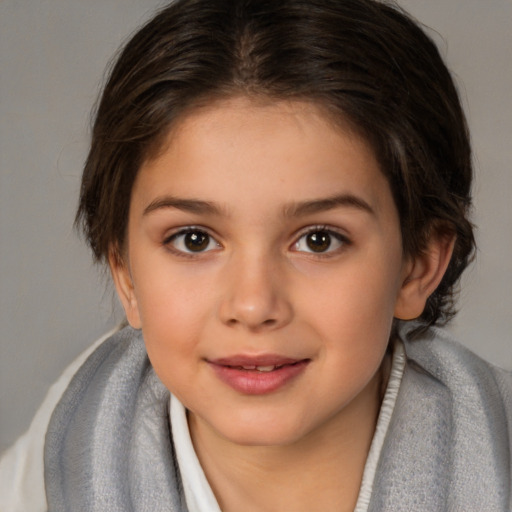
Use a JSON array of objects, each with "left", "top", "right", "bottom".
[{"left": 113, "top": 97, "right": 414, "bottom": 448}]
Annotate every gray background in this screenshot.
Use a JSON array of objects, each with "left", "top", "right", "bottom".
[{"left": 1, "top": 0, "right": 511, "bottom": 453}]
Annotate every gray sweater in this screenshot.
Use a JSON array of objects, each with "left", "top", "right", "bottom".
[{"left": 44, "top": 325, "right": 512, "bottom": 511}]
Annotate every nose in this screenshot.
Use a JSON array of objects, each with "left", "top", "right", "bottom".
[{"left": 218, "top": 253, "right": 293, "bottom": 332}]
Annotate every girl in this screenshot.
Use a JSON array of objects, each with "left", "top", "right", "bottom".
[{"left": 1, "top": 0, "right": 511, "bottom": 510}]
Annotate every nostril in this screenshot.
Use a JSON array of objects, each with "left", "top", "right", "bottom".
[{"left": 225, "top": 317, "right": 277, "bottom": 328}]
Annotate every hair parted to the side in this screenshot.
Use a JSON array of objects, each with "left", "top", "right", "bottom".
[{"left": 75, "top": 0, "right": 475, "bottom": 328}]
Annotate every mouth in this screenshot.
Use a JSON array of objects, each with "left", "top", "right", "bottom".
[
  {"left": 207, "top": 356, "right": 310, "bottom": 395},
  {"left": 220, "top": 361, "right": 304, "bottom": 372}
]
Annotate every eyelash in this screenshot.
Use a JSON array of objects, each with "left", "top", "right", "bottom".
[
  {"left": 292, "top": 225, "right": 351, "bottom": 257},
  {"left": 163, "top": 227, "right": 221, "bottom": 257},
  {"left": 162, "top": 225, "right": 351, "bottom": 258}
]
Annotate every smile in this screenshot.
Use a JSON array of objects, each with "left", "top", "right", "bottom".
[
  {"left": 230, "top": 364, "right": 289, "bottom": 372},
  {"left": 208, "top": 356, "right": 310, "bottom": 395}
]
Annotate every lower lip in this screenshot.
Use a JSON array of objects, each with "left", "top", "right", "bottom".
[{"left": 209, "top": 361, "right": 309, "bottom": 395}]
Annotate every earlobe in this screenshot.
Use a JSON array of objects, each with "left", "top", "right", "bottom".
[
  {"left": 394, "top": 232, "right": 456, "bottom": 321},
  {"left": 108, "top": 248, "right": 142, "bottom": 329}
]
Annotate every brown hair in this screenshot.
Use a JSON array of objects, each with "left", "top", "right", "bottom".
[{"left": 76, "top": 0, "right": 475, "bottom": 327}]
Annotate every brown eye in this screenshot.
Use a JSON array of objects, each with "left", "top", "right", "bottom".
[
  {"left": 167, "top": 229, "right": 219, "bottom": 254},
  {"left": 184, "top": 231, "right": 210, "bottom": 251},
  {"left": 294, "top": 228, "right": 348, "bottom": 254},
  {"left": 306, "top": 231, "right": 331, "bottom": 252}
]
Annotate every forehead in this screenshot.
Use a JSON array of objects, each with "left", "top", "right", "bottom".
[{"left": 132, "top": 97, "right": 394, "bottom": 218}]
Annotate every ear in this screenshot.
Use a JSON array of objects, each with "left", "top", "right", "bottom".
[
  {"left": 394, "top": 231, "right": 456, "bottom": 320},
  {"left": 108, "top": 248, "right": 142, "bottom": 329}
]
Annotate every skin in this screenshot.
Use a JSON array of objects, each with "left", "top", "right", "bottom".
[{"left": 111, "top": 97, "right": 453, "bottom": 511}]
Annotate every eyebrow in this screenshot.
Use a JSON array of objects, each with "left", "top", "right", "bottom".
[
  {"left": 142, "top": 192, "right": 375, "bottom": 218},
  {"left": 143, "top": 196, "right": 222, "bottom": 216},
  {"left": 283, "top": 193, "right": 375, "bottom": 217}
]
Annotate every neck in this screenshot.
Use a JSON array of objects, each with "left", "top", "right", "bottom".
[{"left": 189, "top": 362, "right": 387, "bottom": 512}]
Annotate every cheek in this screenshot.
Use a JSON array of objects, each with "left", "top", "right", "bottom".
[
  {"left": 298, "top": 257, "right": 401, "bottom": 329},
  {"left": 294, "top": 253, "right": 402, "bottom": 373},
  {"left": 134, "top": 255, "right": 216, "bottom": 325},
  {"left": 132, "top": 269, "right": 216, "bottom": 379}
]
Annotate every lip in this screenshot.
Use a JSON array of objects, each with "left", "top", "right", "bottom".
[{"left": 207, "top": 354, "right": 310, "bottom": 395}]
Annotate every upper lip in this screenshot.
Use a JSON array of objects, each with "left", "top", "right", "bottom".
[{"left": 208, "top": 355, "right": 308, "bottom": 367}]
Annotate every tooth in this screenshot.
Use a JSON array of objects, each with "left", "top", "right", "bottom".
[
  {"left": 256, "top": 365, "right": 276, "bottom": 372},
  {"left": 241, "top": 365, "right": 256, "bottom": 370}
]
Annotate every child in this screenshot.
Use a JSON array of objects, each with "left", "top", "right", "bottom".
[{"left": 1, "top": 0, "right": 511, "bottom": 510}]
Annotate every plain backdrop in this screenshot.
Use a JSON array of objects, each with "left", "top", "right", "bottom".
[{"left": 1, "top": 0, "right": 511, "bottom": 453}]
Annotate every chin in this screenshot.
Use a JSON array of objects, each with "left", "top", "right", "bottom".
[{"left": 214, "top": 413, "right": 314, "bottom": 448}]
